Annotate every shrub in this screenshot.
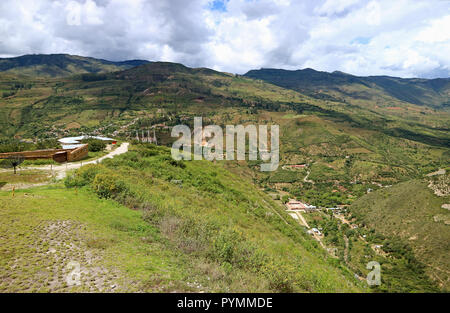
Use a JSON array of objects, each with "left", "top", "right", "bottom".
[
  {"left": 78, "top": 164, "right": 105, "bottom": 184},
  {"left": 142, "top": 203, "right": 165, "bottom": 225},
  {"left": 64, "top": 173, "right": 86, "bottom": 188},
  {"left": 81, "top": 138, "right": 107, "bottom": 152},
  {"left": 160, "top": 215, "right": 182, "bottom": 239},
  {"left": 92, "top": 172, "right": 127, "bottom": 199},
  {"left": 209, "top": 228, "right": 267, "bottom": 271},
  {"left": 64, "top": 164, "right": 105, "bottom": 188},
  {"left": 140, "top": 148, "right": 159, "bottom": 157},
  {"left": 211, "top": 228, "right": 241, "bottom": 264},
  {"left": 169, "top": 159, "right": 186, "bottom": 168},
  {"left": 262, "top": 262, "right": 295, "bottom": 293}
]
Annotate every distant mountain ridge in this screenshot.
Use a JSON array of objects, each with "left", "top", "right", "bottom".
[
  {"left": 0, "top": 54, "right": 151, "bottom": 78},
  {"left": 0, "top": 57, "right": 448, "bottom": 291},
  {"left": 2, "top": 54, "right": 449, "bottom": 109},
  {"left": 244, "top": 68, "right": 450, "bottom": 108}
]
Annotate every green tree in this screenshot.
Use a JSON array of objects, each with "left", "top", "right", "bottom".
[
  {"left": 81, "top": 138, "right": 107, "bottom": 152},
  {"left": 1, "top": 155, "right": 25, "bottom": 174}
]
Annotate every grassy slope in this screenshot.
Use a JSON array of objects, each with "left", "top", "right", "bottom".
[
  {"left": 1, "top": 62, "right": 449, "bottom": 144},
  {"left": 1, "top": 62, "right": 447, "bottom": 184},
  {"left": 244, "top": 68, "right": 450, "bottom": 109},
  {"left": 301, "top": 208, "right": 440, "bottom": 292},
  {"left": 0, "top": 144, "right": 365, "bottom": 292},
  {"left": 244, "top": 68, "right": 450, "bottom": 147},
  {"left": 0, "top": 186, "right": 188, "bottom": 292},
  {"left": 350, "top": 178, "right": 450, "bottom": 289}
]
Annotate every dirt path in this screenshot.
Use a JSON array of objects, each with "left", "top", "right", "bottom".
[
  {"left": 291, "top": 211, "right": 330, "bottom": 250},
  {"left": 295, "top": 211, "right": 310, "bottom": 228},
  {"left": 1, "top": 181, "right": 51, "bottom": 191},
  {"left": 334, "top": 213, "right": 351, "bottom": 225},
  {"left": 1, "top": 143, "right": 129, "bottom": 191},
  {"left": 426, "top": 168, "right": 446, "bottom": 177},
  {"left": 23, "top": 142, "right": 129, "bottom": 179}
]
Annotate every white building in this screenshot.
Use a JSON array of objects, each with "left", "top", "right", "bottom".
[{"left": 58, "top": 136, "right": 114, "bottom": 149}]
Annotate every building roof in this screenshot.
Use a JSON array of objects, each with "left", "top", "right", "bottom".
[
  {"left": 59, "top": 135, "right": 114, "bottom": 145},
  {"left": 286, "top": 201, "right": 307, "bottom": 210},
  {"left": 61, "top": 144, "right": 85, "bottom": 149}
]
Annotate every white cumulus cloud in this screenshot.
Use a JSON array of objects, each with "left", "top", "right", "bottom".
[{"left": 0, "top": 0, "right": 448, "bottom": 78}]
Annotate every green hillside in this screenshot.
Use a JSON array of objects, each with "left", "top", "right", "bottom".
[
  {"left": 244, "top": 68, "right": 450, "bottom": 109},
  {"left": 0, "top": 54, "right": 150, "bottom": 78},
  {"left": 0, "top": 144, "right": 365, "bottom": 292},
  {"left": 0, "top": 60, "right": 449, "bottom": 292},
  {"left": 349, "top": 175, "right": 450, "bottom": 290},
  {"left": 1, "top": 61, "right": 448, "bottom": 145},
  {"left": 1, "top": 60, "right": 448, "bottom": 220}
]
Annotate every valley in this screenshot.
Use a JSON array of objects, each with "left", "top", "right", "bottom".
[{"left": 0, "top": 55, "right": 449, "bottom": 292}]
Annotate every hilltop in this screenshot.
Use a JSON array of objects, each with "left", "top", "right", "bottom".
[
  {"left": 244, "top": 68, "right": 450, "bottom": 109},
  {"left": 0, "top": 54, "right": 150, "bottom": 78}
]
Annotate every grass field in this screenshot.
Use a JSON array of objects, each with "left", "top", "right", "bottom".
[
  {"left": 0, "top": 169, "right": 52, "bottom": 191},
  {"left": 0, "top": 186, "right": 190, "bottom": 292}
]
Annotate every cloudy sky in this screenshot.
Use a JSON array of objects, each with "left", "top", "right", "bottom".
[{"left": 0, "top": 0, "right": 449, "bottom": 78}]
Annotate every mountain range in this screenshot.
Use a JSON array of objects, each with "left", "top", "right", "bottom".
[
  {"left": 0, "top": 54, "right": 448, "bottom": 292},
  {"left": 0, "top": 54, "right": 150, "bottom": 78},
  {"left": 244, "top": 68, "right": 450, "bottom": 109}
]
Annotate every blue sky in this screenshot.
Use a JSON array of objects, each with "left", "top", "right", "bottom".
[
  {"left": 209, "top": 0, "right": 228, "bottom": 12},
  {"left": 0, "top": 0, "right": 449, "bottom": 78},
  {"left": 352, "top": 37, "right": 371, "bottom": 45}
]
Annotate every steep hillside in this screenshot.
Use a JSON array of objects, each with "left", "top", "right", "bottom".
[
  {"left": 0, "top": 144, "right": 365, "bottom": 292},
  {"left": 0, "top": 54, "right": 150, "bottom": 78},
  {"left": 0, "top": 60, "right": 449, "bottom": 292},
  {"left": 0, "top": 61, "right": 448, "bottom": 193},
  {"left": 1, "top": 61, "right": 448, "bottom": 145},
  {"left": 244, "top": 68, "right": 450, "bottom": 109},
  {"left": 349, "top": 174, "right": 450, "bottom": 289}
]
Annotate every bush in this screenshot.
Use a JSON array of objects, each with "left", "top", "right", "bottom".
[
  {"left": 262, "top": 262, "right": 295, "bottom": 292},
  {"left": 78, "top": 164, "right": 105, "bottom": 184},
  {"left": 64, "top": 164, "right": 106, "bottom": 188},
  {"left": 169, "top": 159, "right": 186, "bottom": 168},
  {"left": 81, "top": 138, "right": 107, "bottom": 152},
  {"left": 36, "top": 139, "right": 61, "bottom": 150},
  {"left": 212, "top": 229, "right": 240, "bottom": 264},
  {"left": 210, "top": 228, "right": 267, "bottom": 271},
  {"left": 64, "top": 174, "right": 86, "bottom": 188},
  {"left": 142, "top": 202, "right": 165, "bottom": 225},
  {"left": 92, "top": 172, "right": 128, "bottom": 199}
]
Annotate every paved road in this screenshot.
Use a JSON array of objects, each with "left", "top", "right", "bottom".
[{"left": 24, "top": 142, "right": 129, "bottom": 179}]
